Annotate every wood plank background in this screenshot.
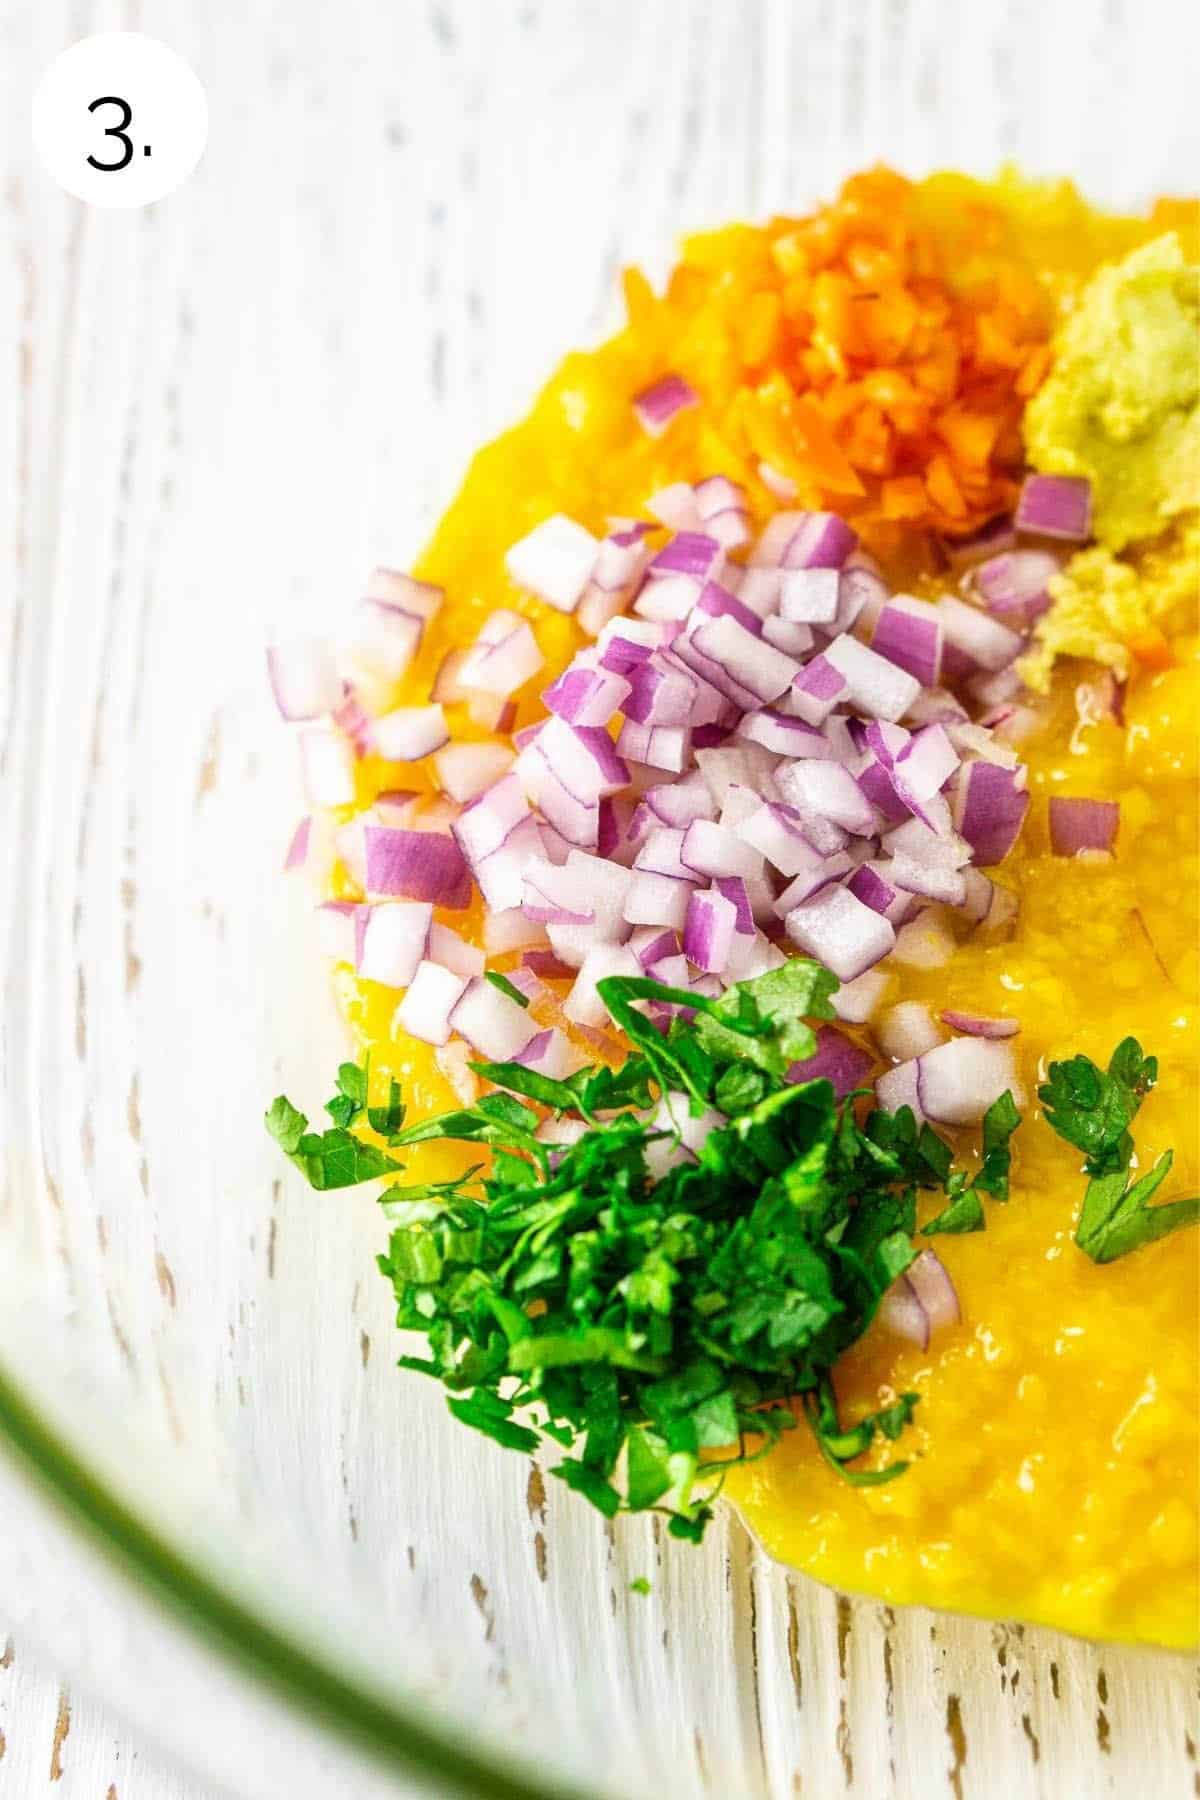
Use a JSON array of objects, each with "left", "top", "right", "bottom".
[{"left": 2, "top": 2, "right": 1196, "bottom": 1796}]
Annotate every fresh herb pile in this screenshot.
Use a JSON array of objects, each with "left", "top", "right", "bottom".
[
  {"left": 267, "top": 960, "right": 1024, "bottom": 1540},
  {"left": 1039, "top": 1037, "right": 1198, "bottom": 1263}
]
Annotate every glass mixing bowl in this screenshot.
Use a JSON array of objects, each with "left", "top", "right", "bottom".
[{"left": 3, "top": 4, "right": 1195, "bottom": 1795}]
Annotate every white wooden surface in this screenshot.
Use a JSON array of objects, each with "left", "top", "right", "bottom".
[{"left": 3, "top": 2, "right": 1198, "bottom": 1797}]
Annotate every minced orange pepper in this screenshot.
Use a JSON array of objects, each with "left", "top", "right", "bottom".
[{"left": 620, "top": 165, "right": 1061, "bottom": 550}]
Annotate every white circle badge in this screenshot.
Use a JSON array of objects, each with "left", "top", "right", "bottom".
[{"left": 32, "top": 33, "right": 208, "bottom": 209}]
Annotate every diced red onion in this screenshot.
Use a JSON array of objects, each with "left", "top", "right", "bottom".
[
  {"left": 648, "top": 532, "right": 724, "bottom": 584},
  {"left": 431, "top": 648, "right": 471, "bottom": 703},
  {"left": 733, "top": 568, "right": 783, "bottom": 618},
  {"left": 787, "top": 1026, "right": 874, "bottom": 1098},
  {"left": 577, "top": 531, "right": 654, "bottom": 637},
  {"left": 872, "top": 595, "right": 943, "bottom": 688},
  {"left": 364, "top": 825, "right": 470, "bottom": 907},
  {"left": 616, "top": 718, "right": 692, "bottom": 773},
  {"left": 365, "top": 568, "right": 444, "bottom": 627},
  {"left": 683, "top": 887, "right": 737, "bottom": 975},
  {"left": 877, "top": 1001, "right": 943, "bottom": 1062},
  {"left": 352, "top": 571, "right": 441, "bottom": 679},
  {"left": 563, "top": 944, "right": 641, "bottom": 1027},
  {"left": 642, "top": 772, "right": 717, "bottom": 830},
  {"left": 449, "top": 977, "right": 538, "bottom": 1061},
  {"left": 633, "top": 374, "right": 699, "bottom": 438},
  {"left": 686, "top": 580, "right": 764, "bottom": 638},
  {"left": 727, "top": 932, "right": 786, "bottom": 979},
  {"left": 647, "top": 483, "right": 703, "bottom": 533},
  {"left": 735, "top": 709, "right": 831, "bottom": 759},
  {"left": 598, "top": 616, "right": 676, "bottom": 669},
  {"left": 467, "top": 692, "right": 518, "bottom": 735},
  {"left": 630, "top": 925, "right": 680, "bottom": 969},
  {"left": 917, "top": 1037, "right": 1022, "bottom": 1125},
  {"left": 623, "top": 870, "right": 693, "bottom": 930},
  {"left": 846, "top": 861, "right": 908, "bottom": 923},
  {"left": 780, "top": 568, "right": 840, "bottom": 624},
  {"left": 544, "top": 920, "right": 598, "bottom": 969},
  {"left": 889, "top": 911, "right": 956, "bottom": 970},
  {"left": 621, "top": 657, "right": 698, "bottom": 727},
  {"left": 939, "top": 1009, "right": 1019, "bottom": 1039},
  {"left": 906, "top": 1249, "right": 961, "bottom": 1332},
  {"left": 762, "top": 616, "right": 815, "bottom": 658},
  {"left": 483, "top": 907, "right": 549, "bottom": 954},
  {"left": 879, "top": 1250, "right": 960, "bottom": 1347},
  {"left": 882, "top": 816, "right": 970, "bottom": 871},
  {"left": 395, "top": 961, "right": 469, "bottom": 1047},
  {"left": 528, "top": 712, "right": 633, "bottom": 806},
  {"left": 877, "top": 1273, "right": 931, "bottom": 1349},
  {"left": 521, "top": 948, "right": 577, "bottom": 980},
  {"left": 680, "top": 819, "right": 766, "bottom": 882},
  {"left": 783, "top": 653, "right": 850, "bottom": 726},
  {"left": 935, "top": 596, "right": 1023, "bottom": 675},
  {"left": 774, "top": 852, "right": 853, "bottom": 913},
  {"left": 597, "top": 794, "right": 637, "bottom": 865},
  {"left": 784, "top": 884, "right": 896, "bottom": 981},
  {"left": 695, "top": 744, "right": 780, "bottom": 807},
  {"left": 453, "top": 773, "right": 530, "bottom": 864},
  {"left": 513, "top": 1028, "right": 576, "bottom": 1080},
  {"left": 647, "top": 952, "right": 692, "bottom": 991},
  {"left": 534, "top": 817, "right": 574, "bottom": 866},
  {"left": 776, "top": 760, "right": 879, "bottom": 838},
  {"left": 315, "top": 900, "right": 361, "bottom": 963},
  {"left": 506, "top": 514, "right": 599, "bottom": 614},
  {"left": 973, "top": 550, "right": 1059, "bottom": 624},
  {"left": 634, "top": 573, "right": 705, "bottom": 624},
  {"left": 889, "top": 724, "right": 960, "bottom": 830},
  {"left": 635, "top": 827, "right": 697, "bottom": 883},
  {"left": 267, "top": 639, "right": 342, "bottom": 722},
  {"left": 331, "top": 685, "right": 372, "bottom": 757},
  {"left": 692, "top": 616, "right": 799, "bottom": 705},
  {"left": 752, "top": 510, "right": 857, "bottom": 571},
  {"left": 521, "top": 857, "right": 597, "bottom": 926},
  {"left": 711, "top": 874, "right": 754, "bottom": 935},
  {"left": 348, "top": 606, "right": 421, "bottom": 689},
  {"left": 855, "top": 755, "right": 911, "bottom": 827},
  {"left": 355, "top": 900, "right": 434, "bottom": 988},
  {"left": 743, "top": 801, "right": 826, "bottom": 879},
  {"left": 300, "top": 727, "right": 357, "bottom": 809},
  {"left": 905, "top": 687, "right": 970, "bottom": 727},
  {"left": 952, "top": 761, "right": 1030, "bottom": 866},
  {"left": 1015, "top": 473, "right": 1092, "bottom": 542},
  {"left": 670, "top": 632, "right": 761, "bottom": 713},
  {"left": 875, "top": 1058, "right": 924, "bottom": 1123},
  {"left": 834, "top": 561, "right": 889, "bottom": 637},
  {"left": 563, "top": 851, "right": 634, "bottom": 942},
  {"left": 371, "top": 705, "right": 449, "bottom": 762},
  {"left": 831, "top": 969, "right": 891, "bottom": 1025},
  {"left": 887, "top": 850, "right": 966, "bottom": 907},
  {"left": 823, "top": 634, "right": 921, "bottom": 723},
  {"left": 1048, "top": 796, "right": 1120, "bottom": 857},
  {"left": 433, "top": 741, "right": 514, "bottom": 803},
  {"left": 942, "top": 514, "right": 1017, "bottom": 569},
  {"left": 460, "top": 610, "right": 544, "bottom": 696},
  {"left": 695, "top": 476, "right": 751, "bottom": 551},
  {"left": 542, "top": 663, "right": 632, "bottom": 728}
]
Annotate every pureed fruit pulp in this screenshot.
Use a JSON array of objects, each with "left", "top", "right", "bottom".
[{"left": 329, "top": 172, "right": 1198, "bottom": 1647}]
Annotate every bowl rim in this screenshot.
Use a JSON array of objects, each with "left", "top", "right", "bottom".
[{"left": 0, "top": 1350, "right": 596, "bottom": 1800}]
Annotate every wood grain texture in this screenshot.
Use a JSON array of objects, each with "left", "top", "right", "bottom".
[{"left": 2, "top": 2, "right": 1197, "bottom": 1796}]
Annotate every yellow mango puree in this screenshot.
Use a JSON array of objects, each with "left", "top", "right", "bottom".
[{"left": 333, "top": 176, "right": 1199, "bottom": 1647}]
